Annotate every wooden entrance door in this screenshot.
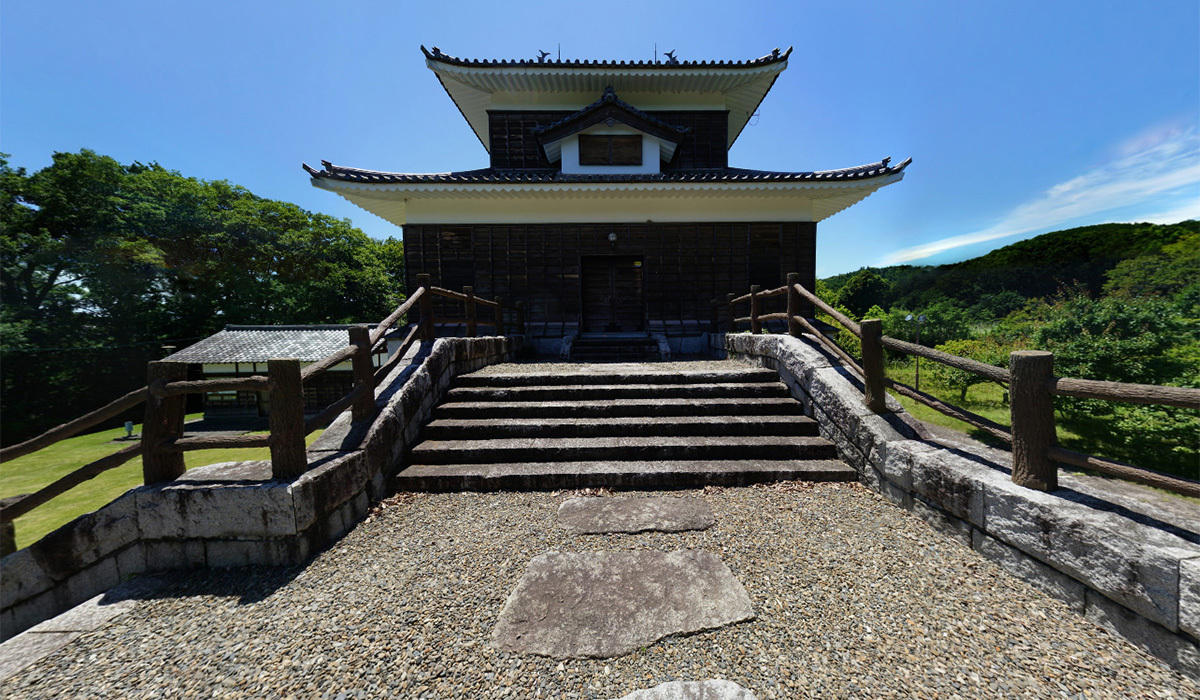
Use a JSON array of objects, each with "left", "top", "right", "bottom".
[{"left": 581, "top": 256, "right": 644, "bottom": 334}]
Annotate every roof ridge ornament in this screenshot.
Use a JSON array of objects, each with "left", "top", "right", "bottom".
[{"left": 663, "top": 49, "right": 678, "bottom": 65}]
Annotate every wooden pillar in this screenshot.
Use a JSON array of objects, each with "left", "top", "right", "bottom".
[
  {"left": 726, "top": 293, "right": 737, "bottom": 332},
  {"left": 515, "top": 301, "right": 526, "bottom": 336},
  {"left": 709, "top": 299, "right": 720, "bottom": 333},
  {"left": 786, "top": 272, "right": 802, "bottom": 338},
  {"left": 749, "top": 285, "right": 762, "bottom": 334},
  {"left": 0, "top": 518, "right": 15, "bottom": 558},
  {"left": 1010, "top": 350, "right": 1058, "bottom": 491},
  {"left": 494, "top": 296, "right": 505, "bottom": 336},
  {"left": 416, "top": 273, "right": 434, "bottom": 342},
  {"left": 142, "top": 360, "right": 188, "bottom": 484},
  {"left": 268, "top": 358, "right": 307, "bottom": 480},
  {"left": 861, "top": 319, "right": 887, "bottom": 413},
  {"left": 464, "top": 286, "right": 477, "bottom": 338},
  {"left": 348, "top": 325, "right": 374, "bottom": 422}
]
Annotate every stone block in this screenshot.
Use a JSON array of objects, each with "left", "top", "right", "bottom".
[
  {"left": 293, "top": 450, "right": 368, "bottom": 523},
  {"left": 910, "top": 494, "right": 972, "bottom": 548},
  {"left": 972, "top": 529, "right": 1086, "bottom": 612},
  {"left": 0, "top": 629, "right": 79, "bottom": 678},
  {"left": 908, "top": 448, "right": 997, "bottom": 528},
  {"left": 114, "top": 543, "right": 146, "bottom": 580},
  {"left": 136, "top": 478, "right": 297, "bottom": 541},
  {"left": 2, "top": 586, "right": 69, "bottom": 642},
  {"left": 1085, "top": 589, "right": 1199, "bottom": 678},
  {"left": 1181, "top": 557, "right": 1200, "bottom": 640},
  {"left": 308, "top": 411, "right": 354, "bottom": 453},
  {"left": 983, "top": 479, "right": 1193, "bottom": 630},
  {"left": 63, "top": 556, "right": 120, "bottom": 612},
  {"left": 144, "top": 540, "right": 205, "bottom": 571},
  {"left": 1, "top": 547, "right": 52, "bottom": 608},
  {"left": 26, "top": 491, "right": 140, "bottom": 583},
  {"left": 205, "top": 538, "right": 305, "bottom": 569}
]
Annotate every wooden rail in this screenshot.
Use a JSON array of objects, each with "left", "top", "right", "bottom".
[
  {"left": 1, "top": 278, "right": 526, "bottom": 554},
  {"left": 716, "top": 275, "right": 1200, "bottom": 499}
]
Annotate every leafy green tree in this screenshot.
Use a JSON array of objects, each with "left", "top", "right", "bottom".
[
  {"left": 926, "top": 337, "right": 1016, "bottom": 401},
  {"left": 835, "top": 269, "right": 891, "bottom": 318}
]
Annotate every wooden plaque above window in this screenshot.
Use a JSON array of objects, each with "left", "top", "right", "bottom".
[{"left": 579, "top": 135, "right": 643, "bottom": 166}]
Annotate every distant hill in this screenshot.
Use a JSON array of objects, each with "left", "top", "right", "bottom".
[{"left": 823, "top": 221, "right": 1199, "bottom": 310}]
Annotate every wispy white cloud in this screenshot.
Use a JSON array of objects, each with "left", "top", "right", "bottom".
[{"left": 879, "top": 123, "right": 1200, "bottom": 265}]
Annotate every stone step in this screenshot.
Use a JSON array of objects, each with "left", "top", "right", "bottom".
[
  {"left": 433, "top": 397, "right": 805, "bottom": 419},
  {"left": 393, "top": 459, "right": 856, "bottom": 491},
  {"left": 444, "top": 382, "right": 789, "bottom": 403},
  {"left": 409, "top": 435, "right": 837, "bottom": 464},
  {"left": 423, "top": 415, "right": 819, "bottom": 440},
  {"left": 454, "top": 368, "right": 779, "bottom": 387},
  {"left": 567, "top": 353, "right": 661, "bottom": 362}
]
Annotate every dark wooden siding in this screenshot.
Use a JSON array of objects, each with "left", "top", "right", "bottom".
[
  {"left": 403, "top": 222, "right": 816, "bottom": 331},
  {"left": 488, "top": 110, "right": 729, "bottom": 170}
]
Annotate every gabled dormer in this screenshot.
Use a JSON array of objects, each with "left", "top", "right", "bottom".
[{"left": 531, "top": 88, "right": 689, "bottom": 174}]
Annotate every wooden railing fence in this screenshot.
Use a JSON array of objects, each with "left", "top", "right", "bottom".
[
  {"left": 0, "top": 276, "right": 525, "bottom": 555},
  {"left": 716, "top": 273, "right": 1200, "bottom": 499}
]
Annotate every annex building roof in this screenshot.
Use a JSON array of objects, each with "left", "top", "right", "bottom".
[
  {"left": 163, "top": 325, "right": 382, "bottom": 364},
  {"left": 422, "top": 45, "right": 792, "bottom": 149}
]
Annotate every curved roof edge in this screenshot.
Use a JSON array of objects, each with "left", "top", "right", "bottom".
[
  {"left": 303, "top": 157, "right": 911, "bottom": 185},
  {"left": 420, "top": 45, "right": 794, "bottom": 69}
]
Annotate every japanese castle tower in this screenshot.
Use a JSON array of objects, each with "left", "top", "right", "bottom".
[{"left": 305, "top": 46, "right": 908, "bottom": 340}]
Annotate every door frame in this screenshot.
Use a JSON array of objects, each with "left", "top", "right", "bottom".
[{"left": 578, "top": 253, "right": 647, "bottom": 336}]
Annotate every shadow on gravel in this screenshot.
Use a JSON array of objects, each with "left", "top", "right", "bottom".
[{"left": 115, "top": 565, "right": 309, "bottom": 607}]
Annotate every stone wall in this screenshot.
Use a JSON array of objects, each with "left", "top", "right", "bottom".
[
  {"left": 726, "top": 332, "right": 1200, "bottom": 677},
  {"left": 0, "top": 336, "right": 522, "bottom": 641}
]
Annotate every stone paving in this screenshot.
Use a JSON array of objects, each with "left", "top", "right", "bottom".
[{"left": 2, "top": 484, "right": 1195, "bottom": 699}]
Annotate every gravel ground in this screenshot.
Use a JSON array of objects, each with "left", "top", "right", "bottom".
[{"left": 3, "top": 483, "right": 1195, "bottom": 699}]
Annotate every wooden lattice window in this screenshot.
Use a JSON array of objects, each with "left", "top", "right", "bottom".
[{"left": 579, "top": 135, "right": 642, "bottom": 165}]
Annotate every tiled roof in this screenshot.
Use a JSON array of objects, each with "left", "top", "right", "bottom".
[
  {"left": 421, "top": 45, "right": 793, "bottom": 69},
  {"left": 532, "top": 87, "right": 690, "bottom": 142},
  {"left": 163, "top": 325, "right": 381, "bottom": 363},
  {"left": 302, "top": 158, "right": 912, "bottom": 185}
]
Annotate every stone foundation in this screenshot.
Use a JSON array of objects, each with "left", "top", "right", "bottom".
[
  {"left": 726, "top": 332, "right": 1200, "bottom": 677},
  {"left": 0, "top": 336, "right": 522, "bottom": 641}
]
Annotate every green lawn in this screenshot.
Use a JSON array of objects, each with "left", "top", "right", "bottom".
[{"left": 1, "top": 415, "right": 323, "bottom": 550}]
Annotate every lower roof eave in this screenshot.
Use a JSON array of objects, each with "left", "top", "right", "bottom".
[{"left": 311, "top": 171, "right": 904, "bottom": 228}]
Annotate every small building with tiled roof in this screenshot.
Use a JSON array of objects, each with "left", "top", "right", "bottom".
[
  {"left": 163, "top": 325, "right": 395, "bottom": 418},
  {"left": 305, "top": 46, "right": 909, "bottom": 339}
]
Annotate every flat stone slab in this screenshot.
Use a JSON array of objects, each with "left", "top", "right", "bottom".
[
  {"left": 492, "top": 550, "right": 754, "bottom": 659},
  {"left": 557, "top": 497, "right": 715, "bottom": 534},
  {"left": 613, "top": 680, "right": 758, "bottom": 700}
]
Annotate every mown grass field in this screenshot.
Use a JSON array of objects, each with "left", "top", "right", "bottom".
[{"left": 1, "top": 416, "right": 323, "bottom": 550}]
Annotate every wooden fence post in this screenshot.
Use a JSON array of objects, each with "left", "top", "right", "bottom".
[
  {"left": 268, "top": 358, "right": 307, "bottom": 480},
  {"left": 1010, "top": 350, "right": 1058, "bottom": 491},
  {"left": 494, "top": 296, "right": 505, "bottom": 335},
  {"left": 515, "top": 301, "right": 526, "bottom": 335},
  {"left": 416, "top": 273, "right": 435, "bottom": 342},
  {"left": 709, "top": 299, "right": 720, "bottom": 333},
  {"left": 750, "top": 285, "right": 762, "bottom": 334},
  {"left": 726, "top": 293, "right": 737, "bottom": 332},
  {"left": 786, "top": 272, "right": 802, "bottom": 338},
  {"left": 142, "top": 360, "right": 188, "bottom": 484},
  {"left": 861, "top": 319, "right": 887, "bottom": 413},
  {"left": 1, "top": 518, "right": 15, "bottom": 558},
  {"left": 464, "top": 286, "right": 477, "bottom": 338},
  {"left": 348, "top": 325, "right": 374, "bottom": 422}
]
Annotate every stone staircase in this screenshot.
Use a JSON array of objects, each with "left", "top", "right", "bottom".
[{"left": 393, "top": 363, "right": 856, "bottom": 491}]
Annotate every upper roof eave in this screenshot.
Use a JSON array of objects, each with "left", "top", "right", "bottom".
[{"left": 421, "top": 45, "right": 791, "bottom": 151}]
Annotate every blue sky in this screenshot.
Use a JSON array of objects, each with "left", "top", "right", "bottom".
[{"left": 3, "top": 1, "right": 1197, "bottom": 276}]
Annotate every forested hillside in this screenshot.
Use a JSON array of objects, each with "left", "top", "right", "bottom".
[
  {"left": 819, "top": 221, "right": 1199, "bottom": 478},
  {"left": 1, "top": 150, "right": 405, "bottom": 445}
]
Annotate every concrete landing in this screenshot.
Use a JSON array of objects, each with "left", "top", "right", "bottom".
[
  {"left": 614, "top": 680, "right": 758, "bottom": 700},
  {"left": 491, "top": 550, "right": 754, "bottom": 659},
  {"left": 557, "top": 497, "right": 715, "bottom": 534}
]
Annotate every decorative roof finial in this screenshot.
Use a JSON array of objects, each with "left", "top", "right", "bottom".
[
  {"left": 431, "top": 46, "right": 444, "bottom": 58},
  {"left": 882, "top": 157, "right": 891, "bottom": 167},
  {"left": 772, "top": 48, "right": 781, "bottom": 58},
  {"left": 663, "top": 49, "right": 678, "bottom": 64},
  {"left": 537, "top": 50, "right": 550, "bottom": 63}
]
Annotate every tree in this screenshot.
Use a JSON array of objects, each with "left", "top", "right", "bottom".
[
  {"left": 1, "top": 150, "right": 405, "bottom": 445},
  {"left": 835, "top": 269, "right": 891, "bottom": 318}
]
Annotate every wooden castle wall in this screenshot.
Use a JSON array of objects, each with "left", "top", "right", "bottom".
[
  {"left": 488, "top": 110, "right": 729, "bottom": 170},
  {"left": 404, "top": 222, "right": 816, "bottom": 331}
]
